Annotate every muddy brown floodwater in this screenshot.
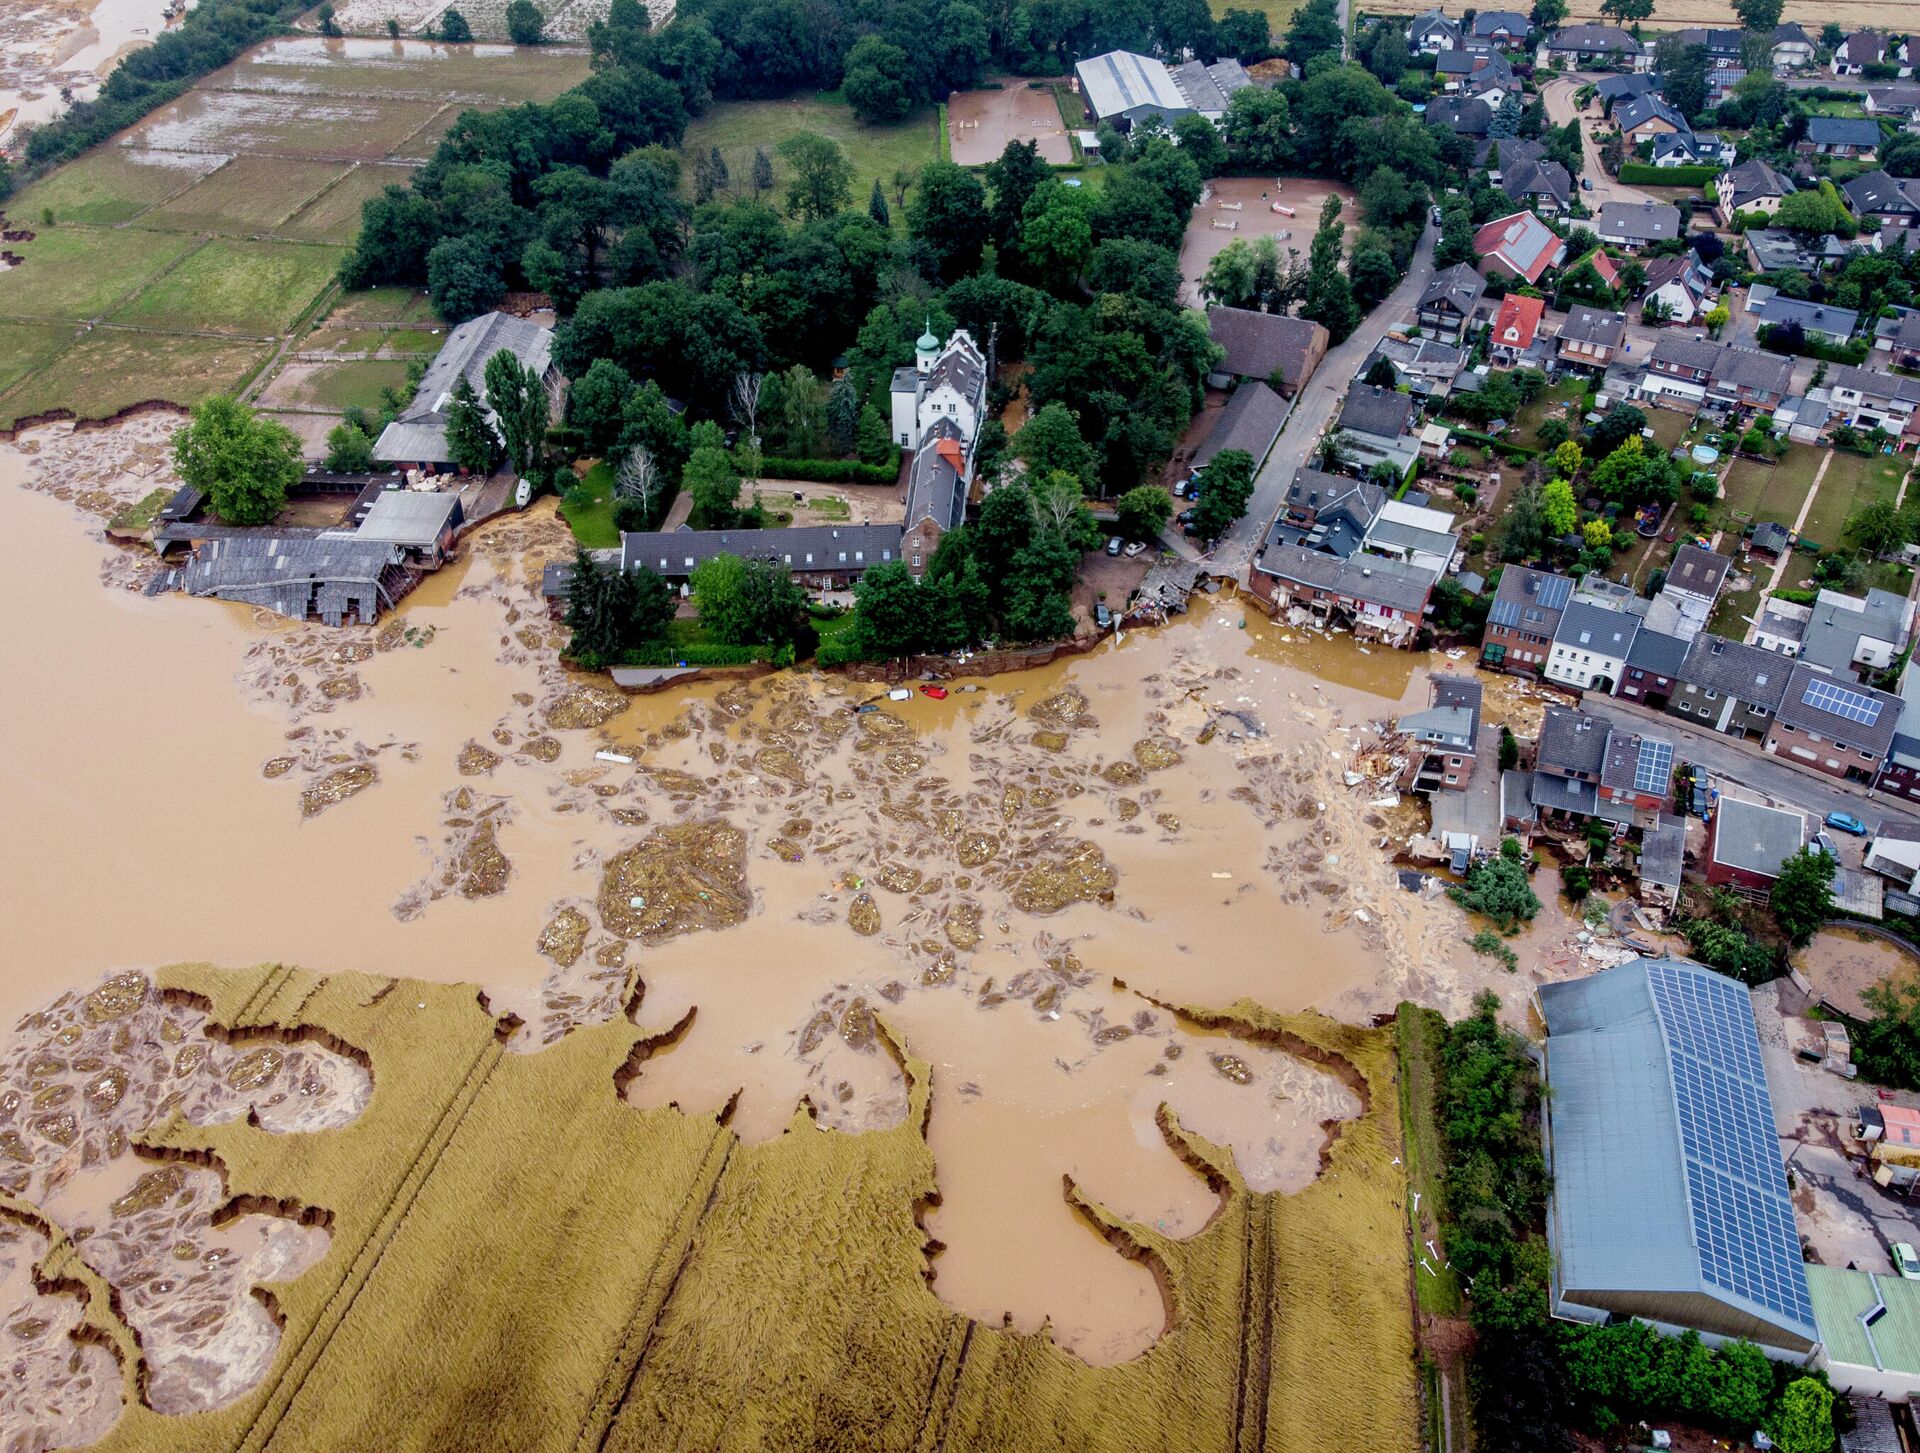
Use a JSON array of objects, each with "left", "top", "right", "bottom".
[{"left": 1, "top": 417, "right": 1493, "bottom": 1431}]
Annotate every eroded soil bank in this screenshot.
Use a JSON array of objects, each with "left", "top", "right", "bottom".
[{"left": 2, "top": 416, "right": 1510, "bottom": 1430}]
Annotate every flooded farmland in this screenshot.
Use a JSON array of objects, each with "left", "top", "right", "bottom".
[{"left": 0, "top": 415, "right": 1478, "bottom": 1444}]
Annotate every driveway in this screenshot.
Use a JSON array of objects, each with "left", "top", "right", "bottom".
[
  {"left": 1541, "top": 74, "right": 1657, "bottom": 210},
  {"left": 1577, "top": 693, "right": 1920, "bottom": 837},
  {"left": 1219, "top": 221, "right": 1438, "bottom": 575}
]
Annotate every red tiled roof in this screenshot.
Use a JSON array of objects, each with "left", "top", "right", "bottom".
[{"left": 1492, "top": 293, "right": 1546, "bottom": 350}]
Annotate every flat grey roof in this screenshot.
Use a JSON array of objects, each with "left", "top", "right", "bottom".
[
  {"left": 356, "top": 489, "right": 461, "bottom": 547},
  {"left": 1711, "top": 796, "right": 1805, "bottom": 876}
]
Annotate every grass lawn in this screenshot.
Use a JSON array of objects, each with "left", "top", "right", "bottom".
[
  {"left": 1799, "top": 448, "right": 1906, "bottom": 552},
  {"left": 109, "top": 238, "right": 345, "bottom": 336},
  {"left": 1803, "top": 98, "right": 1868, "bottom": 117},
  {"left": 1512, "top": 378, "right": 1587, "bottom": 450},
  {"left": 1645, "top": 406, "right": 1693, "bottom": 453},
  {"left": 7, "top": 147, "right": 223, "bottom": 227},
  {"left": 137, "top": 155, "right": 351, "bottom": 236},
  {"left": 0, "top": 330, "right": 275, "bottom": 430},
  {"left": 0, "top": 321, "right": 81, "bottom": 395},
  {"left": 381, "top": 326, "right": 448, "bottom": 355},
  {"left": 1221, "top": 0, "right": 1303, "bottom": 34},
  {"left": 0, "top": 226, "right": 198, "bottom": 321},
  {"left": 1394, "top": 1005, "right": 1461, "bottom": 1317},
  {"left": 676, "top": 92, "right": 941, "bottom": 226},
  {"left": 561, "top": 460, "right": 620, "bottom": 549},
  {"left": 1716, "top": 450, "right": 1815, "bottom": 535},
  {"left": 304, "top": 359, "right": 415, "bottom": 412}
]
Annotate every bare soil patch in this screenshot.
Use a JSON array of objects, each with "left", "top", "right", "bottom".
[
  {"left": 1177, "top": 175, "right": 1359, "bottom": 307},
  {"left": 949, "top": 82, "right": 1072, "bottom": 167}
]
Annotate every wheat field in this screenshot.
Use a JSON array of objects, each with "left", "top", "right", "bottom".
[{"left": 47, "top": 964, "right": 1418, "bottom": 1453}]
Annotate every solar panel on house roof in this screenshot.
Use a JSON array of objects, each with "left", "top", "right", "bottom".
[
  {"left": 1803, "top": 676, "right": 1884, "bottom": 726},
  {"left": 1646, "top": 965, "right": 1813, "bottom": 1328},
  {"left": 1633, "top": 739, "right": 1674, "bottom": 796}
]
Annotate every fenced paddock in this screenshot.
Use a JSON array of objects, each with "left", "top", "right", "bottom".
[{"left": 948, "top": 83, "right": 1073, "bottom": 167}]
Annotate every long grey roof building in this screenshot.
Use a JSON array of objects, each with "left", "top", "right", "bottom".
[{"left": 1540, "top": 958, "right": 1818, "bottom": 1353}]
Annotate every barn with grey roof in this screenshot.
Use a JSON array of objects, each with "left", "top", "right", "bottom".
[{"left": 1539, "top": 958, "right": 1817, "bottom": 1354}]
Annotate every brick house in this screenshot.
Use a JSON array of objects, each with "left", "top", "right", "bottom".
[
  {"left": 1668, "top": 634, "right": 1789, "bottom": 740},
  {"left": 1556, "top": 306, "right": 1627, "bottom": 374},
  {"left": 1482, "top": 565, "right": 1573, "bottom": 675},
  {"left": 1399, "top": 675, "right": 1484, "bottom": 793},
  {"left": 1704, "top": 796, "right": 1807, "bottom": 892},
  {"left": 1762, "top": 660, "right": 1903, "bottom": 783},
  {"left": 1248, "top": 544, "right": 1434, "bottom": 648},
  {"left": 1616, "top": 628, "right": 1689, "bottom": 710},
  {"left": 1598, "top": 729, "right": 1676, "bottom": 818}
]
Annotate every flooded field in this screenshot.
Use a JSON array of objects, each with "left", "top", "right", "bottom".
[
  {"left": 0, "top": 0, "right": 173, "bottom": 142},
  {"left": 0, "top": 411, "right": 1510, "bottom": 1444}
]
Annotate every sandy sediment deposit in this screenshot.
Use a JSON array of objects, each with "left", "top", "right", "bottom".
[{"left": 0, "top": 414, "right": 1499, "bottom": 1446}]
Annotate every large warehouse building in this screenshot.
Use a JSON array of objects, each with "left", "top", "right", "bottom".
[
  {"left": 1539, "top": 959, "right": 1818, "bottom": 1355},
  {"left": 1074, "top": 50, "right": 1255, "bottom": 126}
]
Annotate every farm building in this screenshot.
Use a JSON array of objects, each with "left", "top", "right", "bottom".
[
  {"left": 174, "top": 535, "right": 417, "bottom": 626},
  {"left": 354, "top": 489, "right": 464, "bottom": 566},
  {"left": 1073, "top": 50, "right": 1251, "bottom": 126},
  {"left": 1204, "top": 307, "right": 1329, "bottom": 393},
  {"left": 1193, "top": 381, "right": 1289, "bottom": 472},
  {"left": 1539, "top": 958, "right": 1818, "bottom": 1356},
  {"left": 620, "top": 524, "right": 906, "bottom": 590},
  {"left": 372, "top": 311, "right": 560, "bottom": 475}
]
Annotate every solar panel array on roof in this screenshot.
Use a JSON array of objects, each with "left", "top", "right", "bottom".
[
  {"left": 1804, "top": 675, "right": 1884, "bottom": 726},
  {"left": 1648, "top": 965, "right": 1813, "bottom": 1329},
  {"left": 1633, "top": 738, "right": 1675, "bottom": 796}
]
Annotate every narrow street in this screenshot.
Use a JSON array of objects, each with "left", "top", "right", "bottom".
[
  {"left": 1540, "top": 74, "right": 1657, "bottom": 210},
  {"left": 1218, "top": 220, "right": 1439, "bottom": 574}
]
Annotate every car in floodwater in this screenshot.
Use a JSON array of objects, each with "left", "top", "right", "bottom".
[{"left": 1826, "top": 811, "right": 1869, "bottom": 836}]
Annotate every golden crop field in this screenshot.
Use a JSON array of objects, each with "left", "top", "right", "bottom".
[
  {"left": 52, "top": 962, "right": 1417, "bottom": 1453},
  {"left": 1359, "top": 0, "right": 1908, "bottom": 30}
]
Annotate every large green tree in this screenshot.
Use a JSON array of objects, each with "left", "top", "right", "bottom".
[
  {"left": 690, "top": 554, "right": 808, "bottom": 644},
  {"left": 444, "top": 374, "right": 496, "bottom": 475},
  {"left": 776, "top": 131, "right": 854, "bottom": 222},
  {"left": 1192, "top": 447, "right": 1255, "bottom": 540},
  {"left": 1731, "top": 0, "right": 1782, "bottom": 31},
  {"left": 1301, "top": 195, "right": 1359, "bottom": 342},
  {"left": 907, "top": 161, "right": 989, "bottom": 282},
  {"left": 172, "top": 396, "right": 304, "bottom": 526},
  {"left": 842, "top": 36, "right": 912, "bottom": 123},
  {"left": 1770, "top": 847, "right": 1835, "bottom": 947},
  {"left": 683, "top": 443, "right": 742, "bottom": 526},
  {"left": 482, "top": 349, "right": 550, "bottom": 475},
  {"left": 1769, "top": 1378, "right": 1835, "bottom": 1453}
]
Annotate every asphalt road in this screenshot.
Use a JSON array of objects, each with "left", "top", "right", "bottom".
[
  {"left": 1216, "top": 220, "right": 1439, "bottom": 574},
  {"left": 1578, "top": 694, "right": 1920, "bottom": 836}
]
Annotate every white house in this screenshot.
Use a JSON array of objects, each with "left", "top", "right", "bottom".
[
  {"left": 1827, "top": 362, "right": 1920, "bottom": 442},
  {"left": 891, "top": 326, "right": 985, "bottom": 452},
  {"left": 1363, "top": 498, "right": 1460, "bottom": 575},
  {"left": 1545, "top": 600, "right": 1641, "bottom": 692},
  {"left": 1409, "top": 8, "right": 1462, "bottom": 54}
]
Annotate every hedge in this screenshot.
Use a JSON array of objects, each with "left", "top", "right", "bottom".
[
  {"left": 1447, "top": 426, "right": 1538, "bottom": 463},
  {"left": 573, "top": 642, "right": 787, "bottom": 670},
  {"left": 759, "top": 453, "right": 901, "bottom": 484},
  {"left": 1618, "top": 162, "right": 1718, "bottom": 187}
]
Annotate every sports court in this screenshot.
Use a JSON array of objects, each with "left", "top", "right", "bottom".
[{"left": 947, "top": 83, "right": 1073, "bottom": 166}]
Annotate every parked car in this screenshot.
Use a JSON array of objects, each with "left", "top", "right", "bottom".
[
  {"left": 1826, "top": 811, "right": 1869, "bottom": 836},
  {"left": 1581, "top": 177, "right": 1593, "bottom": 191},
  {"left": 1894, "top": 1242, "right": 1920, "bottom": 1280},
  {"left": 1094, "top": 603, "right": 1113, "bottom": 629},
  {"left": 1172, "top": 478, "right": 1189, "bottom": 499},
  {"left": 1123, "top": 540, "right": 1147, "bottom": 558},
  {"left": 1811, "top": 832, "right": 1839, "bottom": 859},
  {"left": 1105, "top": 535, "right": 1123, "bottom": 557}
]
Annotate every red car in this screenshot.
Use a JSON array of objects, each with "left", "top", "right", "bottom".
[{"left": 920, "top": 685, "right": 949, "bottom": 699}]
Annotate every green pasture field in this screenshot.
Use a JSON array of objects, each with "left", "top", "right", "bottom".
[{"left": 109, "top": 238, "right": 345, "bottom": 336}]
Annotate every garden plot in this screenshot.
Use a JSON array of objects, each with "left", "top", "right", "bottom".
[
  {"left": 1176, "top": 175, "right": 1358, "bottom": 307},
  {"left": 3, "top": 147, "right": 224, "bottom": 226},
  {"left": 108, "top": 238, "right": 346, "bottom": 336},
  {"left": 677, "top": 93, "right": 941, "bottom": 221},
  {"left": 137, "top": 155, "right": 353, "bottom": 235},
  {"left": 278, "top": 162, "right": 417, "bottom": 244},
  {"left": 125, "top": 89, "right": 444, "bottom": 160},
  {"left": 948, "top": 83, "right": 1072, "bottom": 167}
]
